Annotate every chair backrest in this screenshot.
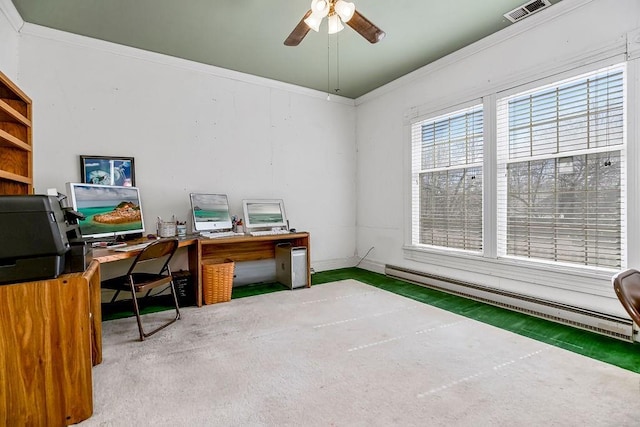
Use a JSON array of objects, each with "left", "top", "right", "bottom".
[
  {"left": 126, "top": 238, "right": 179, "bottom": 276},
  {"left": 612, "top": 268, "right": 640, "bottom": 325}
]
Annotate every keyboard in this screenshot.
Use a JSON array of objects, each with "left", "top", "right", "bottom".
[
  {"left": 91, "top": 241, "right": 126, "bottom": 248},
  {"left": 113, "top": 242, "right": 153, "bottom": 252},
  {"left": 249, "top": 229, "right": 291, "bottom": 236},
  {"left": 200, "top": 231, "right": 244, "bottom": 239}
]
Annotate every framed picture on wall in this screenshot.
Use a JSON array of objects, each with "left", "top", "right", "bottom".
[{"left": 80, "top": 155, "right": 135, "bottom": 186}]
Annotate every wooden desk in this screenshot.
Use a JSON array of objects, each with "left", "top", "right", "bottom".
[
  {"left": 90, "top": 232, "right": 310, "bottom": 361},
  {"left": 91, "top": 236, "right": 198, "bottom": 264},
  {"left": 0, "top": 261, "right": 98, "bottom": 426},
  {"left": 92, "top": 233, "right": 311, "bottom": 307},
  {"left": 194, "top": 232, "right": 311, "bottom": 306}
]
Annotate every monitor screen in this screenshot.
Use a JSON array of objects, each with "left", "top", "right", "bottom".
[
  {"left": 242, "top": 199, "right": 288, "bottom": 230},
  {"left": 67, "top": 183, "right": 145, "bottom": 239},
  {"left": 190, "top": 193, "right": 233, "bottom": 232}
]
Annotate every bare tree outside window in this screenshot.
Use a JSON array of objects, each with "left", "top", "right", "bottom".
[
  {"left": 498, "top": 67, "right": 624, "bottom": 268},
  {"left": 411, "top": 105, "right": 483, "bottom": 252}
]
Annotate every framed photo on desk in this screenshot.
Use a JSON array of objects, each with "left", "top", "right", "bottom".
[{"left": 80, "top": 155, "right": 135, "bottom": 186}]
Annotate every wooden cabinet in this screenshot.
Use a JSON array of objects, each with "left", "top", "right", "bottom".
[
  {"left": 0, "top": 262, "right": 97, "bottom": 426},
  {"left": 0, "top": 70, "right": 32, "bottom": 195}
]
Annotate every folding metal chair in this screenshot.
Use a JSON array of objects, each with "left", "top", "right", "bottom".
[{"left": 102, "top": 238, "right": 181, "bottom": 340}]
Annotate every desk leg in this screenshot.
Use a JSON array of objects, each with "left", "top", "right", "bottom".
[
  {"left": 306, "top": 236, "right": 311, "bottom": 287},
  {"left": 188, "top": 243, "right": 201, "bottom": 307}
]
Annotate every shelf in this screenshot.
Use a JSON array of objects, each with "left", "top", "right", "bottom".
[
  {"left": 0, "top": 70, "right": 31, "bottom": 102},
  {"left": 0, "top": 179, "right": 30, "bottom": 194},
  {"left": 0, "top": 128, "right": 31, "bottom": 150},
  {"left": 0, "top": 98, "right": 31, "bottom": 126},
  {"left": 0, "top": 71, "right": 32, "bottom": 195},
  {"left": 0, "top": 169, "right": 32, "bottom": 184}
]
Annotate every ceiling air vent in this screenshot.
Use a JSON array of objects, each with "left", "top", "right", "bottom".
[{"left": 504, "top": 0, "right": 552, "bottom": 23}]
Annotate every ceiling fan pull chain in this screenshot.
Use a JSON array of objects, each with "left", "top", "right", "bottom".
[
  {"left": 335, "top": 32, "right": 340, "bottom": 94},
  {"left": 327, "top": 30, "right": 331, "bottom": 100}
]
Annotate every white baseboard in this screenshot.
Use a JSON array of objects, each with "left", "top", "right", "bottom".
[
  {"left": 386, "top": 264, "right": 635, "bottom": 342},
  {"left": 312, "top": 257, "right": 358, "bottom": 273},
  {"left": 355, "top": 259, "right": 385, "bottom": 274}
]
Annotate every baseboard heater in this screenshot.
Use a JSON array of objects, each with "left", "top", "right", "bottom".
[{"left": 385, "top": 264, "right": 635, "bottom": 342}]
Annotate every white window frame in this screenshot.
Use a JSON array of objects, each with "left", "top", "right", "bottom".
[
  {"left": 496, "top": 64, "right": 627, "bottom": 270},
  {"left": 404, "top": 56, "right": 632, "bottom": 291},
  {"left": 410, "top": 102, "right": 484, "bottom": 254}
]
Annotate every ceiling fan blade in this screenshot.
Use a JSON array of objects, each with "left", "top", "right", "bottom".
[
  {"left": 284, "top": 10, "right": 313, "bottom": 46},
  {"left": 346, "top": 10, "right": 385, "bottom": 44}
]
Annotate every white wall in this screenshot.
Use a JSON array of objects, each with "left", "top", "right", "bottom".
[
  {"left": 355, "top": 0, "right": 640, "bottom": 317},
  {"left": 15, "top": 25, "right": 357, "bottom": 271},
  {"left": 0, "top": 0, "right": 20, "bottom": 79}
]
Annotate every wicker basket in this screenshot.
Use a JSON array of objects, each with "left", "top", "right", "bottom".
[{"left": 202, "top": 259, "right": 235, "bottom": 304}]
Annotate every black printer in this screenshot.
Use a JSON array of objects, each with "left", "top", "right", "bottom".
[{"left": 0, "top": 195, "right": 71, "bottom": 285}]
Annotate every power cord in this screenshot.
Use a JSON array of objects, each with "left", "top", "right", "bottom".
[{"left": 355, "top": 246, "right": 375, "bottom": 268}]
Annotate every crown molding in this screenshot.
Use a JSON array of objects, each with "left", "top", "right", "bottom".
[
  {"left": 0, "top": 0, "right": 24, "bottom": 32},
  {"left": 17, "top": 22, "right": 355, "bottom": 106},
  {"left": 19, "top": 22, "right": 356, "bottom": 107}
]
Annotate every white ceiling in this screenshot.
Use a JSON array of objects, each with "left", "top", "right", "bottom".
[{"left": 10, "top": 0, "right": 563, "bottom": 99}]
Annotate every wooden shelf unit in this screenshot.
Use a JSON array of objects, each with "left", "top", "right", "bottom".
[{"left": 0, "top": 70, "right": 33, "bottom": 195}]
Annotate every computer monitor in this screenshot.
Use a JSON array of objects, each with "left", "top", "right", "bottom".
[
  {"left": 190, "top": 193, "right": 233, "bottom": 233},
  {"left": 67, "top": 183, "right": 145, "bottom": 240},
  {"left": 242, "top": 199, "right": 288, "bottom": 231}
]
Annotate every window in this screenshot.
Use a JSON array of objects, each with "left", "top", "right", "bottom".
[
  {"left": 496, "top": 66, "right": 625, "bottom": 268},
  {"left": 411, "top": 104, "right": 483, "bottom": 252}
]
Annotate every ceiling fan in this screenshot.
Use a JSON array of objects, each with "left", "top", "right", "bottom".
[{"left": 284, "top": 0, "right": 385, "bottom": 46}]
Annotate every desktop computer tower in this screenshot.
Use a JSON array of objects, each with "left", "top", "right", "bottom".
[{"left": 275, "top": 243, "right": 308, "bottom": 289}]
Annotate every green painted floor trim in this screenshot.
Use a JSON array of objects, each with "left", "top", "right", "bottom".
[
  {"left": 313, "top": 267, "right": 640, "bottom": 374},
  {"left": 102, "top": 295, "right": 182, "bottom": 321},
  {"left": 231, "top": 282, "right": 289, "bottom": 299},
  {"left": 102, "top": 282, "right": 288, "bottom": 320}
]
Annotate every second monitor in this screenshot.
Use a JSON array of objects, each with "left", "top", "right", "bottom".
[
  {"left": 190, "top": 193, "right": 233, "bottom": 233},
  {"left": 242, "top": 199, "right": 288, "bottom": 232}
]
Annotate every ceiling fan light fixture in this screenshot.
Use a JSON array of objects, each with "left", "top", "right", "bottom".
[
  {"left": 304, "top": 11, "right": 324, "bottom": 32},
  {"left": 310, "top": 0, "right": 330, "bottom": 17},
  {"left": 334, "top": 0, "right": 355, "bottom": 22},
  {"left": 327, "top": 13, "right": 344, "bottom": 34},
  {"left": 285, "top": 0, "right": 385, "bottom": 46}
]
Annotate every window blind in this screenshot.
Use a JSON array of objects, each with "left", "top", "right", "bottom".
[
  {"left": 411, "top": 104, "right": 483, "bottom": 251},
  {"left": 496, "top": 65, "right": 625, "bottom": 269}
]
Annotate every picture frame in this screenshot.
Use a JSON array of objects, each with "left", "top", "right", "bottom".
[{"left": 80, "top": 155, "right": 135, "bottom": 186}]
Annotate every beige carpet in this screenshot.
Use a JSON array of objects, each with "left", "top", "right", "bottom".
[{"left": 79, "top": 279, "right": 640, "bottom": 426}]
